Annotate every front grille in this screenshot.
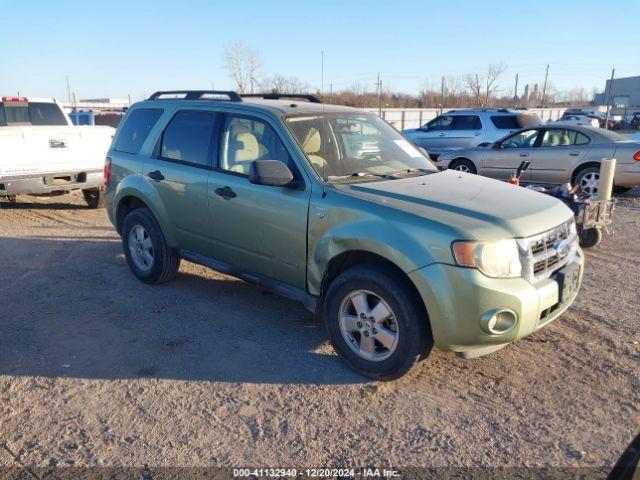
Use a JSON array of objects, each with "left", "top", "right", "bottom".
[{"left": 518, "top": 220, "right": 577, "bottom": 283}]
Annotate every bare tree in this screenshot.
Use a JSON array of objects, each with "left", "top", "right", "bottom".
[
  {"left": 465, "top": 63, "right": 506, "bottom": 107},
  {"left": 260, "top": 74, "right": 310, "bottom": 93},
  {"left": 485, "top": 63, "right": 506, "bottom": 105},
  {"left": 465, "top": 73, "right": 483, "bottom": 106},
  {"left": 223, "top": 42, "right": 262, "bottom": 93}
]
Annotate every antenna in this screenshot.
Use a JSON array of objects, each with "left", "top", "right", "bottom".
[{"left": 321, "top": 50, "right": 327, "bottom": 198}]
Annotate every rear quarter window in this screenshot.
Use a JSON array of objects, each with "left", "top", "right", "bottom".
[
  {"left": 491, "top": 114, "right": 540, "bottom": 130},
  {"left": 114, "top": 108, "right": 164, "bottom": 154}
]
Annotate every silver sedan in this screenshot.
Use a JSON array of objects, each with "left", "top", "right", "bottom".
[{"left": 434, "top": 125, "right": 640, "bottom": 195}]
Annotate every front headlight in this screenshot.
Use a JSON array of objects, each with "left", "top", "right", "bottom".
[{"left": 452, "top": 239, "right": 522, "bottom": 278}]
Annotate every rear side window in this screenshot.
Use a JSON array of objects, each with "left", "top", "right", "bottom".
[
  {"left": 491, "top": 114, "right": 540, "bottom": 129},
  {"left": 452, "top": 115, "right": 482, "bottom": 130},
  {"left": 114, "top": 108, "right": 164, "bottom": 154},
  {"left": 160, "top": 110, "right": 216, "bottom": 167}
]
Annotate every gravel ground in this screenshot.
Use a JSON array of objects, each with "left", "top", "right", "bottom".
[{"left": 0, "top": 190, "right": 638, "bottom": 476}]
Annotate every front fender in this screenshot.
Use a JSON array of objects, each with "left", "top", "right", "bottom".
[
  {"left": 307, "top": 215, "right": 439, "bottom": 296},
  {"left": 111, "top": 174, "right": 178, "bottom": 247}
]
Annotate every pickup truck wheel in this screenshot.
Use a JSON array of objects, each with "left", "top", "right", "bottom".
[
  {"left": 82, "top": 188, "right": 105, "bottom": 209},
  {"left": 324, "top": 265, "right": 432, "bottom": 380},
  {"left": 449, "top": 158, "right": 477, "bottom": 174},
  {"left": 122, "top": 208, "right": 180, "bottom": 284}
]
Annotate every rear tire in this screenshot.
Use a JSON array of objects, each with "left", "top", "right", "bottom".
[
  {"left": 324, "top": 264, "right": 432, "bottom": 380},
  {"left": 121, "top": 208, "right": 180, "bottom": 284},
  {"left": 449, "top": 158, "right": 477, "bottom": 174},
  {"left": 83, "top": 188, "right": 105, "bottom": 209}
]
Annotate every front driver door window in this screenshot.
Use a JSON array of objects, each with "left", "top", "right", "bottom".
[
  {"left": 208, "top": 114, "right": 310, "bottom": 287},
  {"left": 483, "top": 129, "right": 539, "bottom": 180},
  {"left": 413, "top": 115, "right": 454, "bottom": 155}
]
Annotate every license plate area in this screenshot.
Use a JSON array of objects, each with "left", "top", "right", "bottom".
[{"left": 553, "top": 261, "right": 581, "bottom": 303}]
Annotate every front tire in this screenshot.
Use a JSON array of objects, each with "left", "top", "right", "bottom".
[
  {"left": 574, "top": 167, "right": 600, "bottom": 197},
  {"left": 324, "top": 264, "right": 432, "bottom": 380},
  {"left": 121, "top": 208, "right": 180, "bottom": 284},
  {"left": 449, "top": 158, "right": 477, "bottom": 174},
  {"left": 83, "top": 188, "right": 105, "bottom": 209}
]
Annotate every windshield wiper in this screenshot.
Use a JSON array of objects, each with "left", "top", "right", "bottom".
[
  {"left": 326, "top": 172, "right": 398, "bottom": 181},
  {"left": 395, "top": 168, "right": 434, "bottom": 176}
]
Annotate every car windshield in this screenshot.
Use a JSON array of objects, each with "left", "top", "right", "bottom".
[{"left": 285, "top": 112, "right": 437, "bottom": 181}]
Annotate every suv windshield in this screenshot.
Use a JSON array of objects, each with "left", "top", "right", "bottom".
[{"left": 285, "top": 112, "right": 436, "bottom": 181}]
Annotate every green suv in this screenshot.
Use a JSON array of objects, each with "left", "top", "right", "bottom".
[{"left": 105, "top": 90, "right": 584, "bottom": 379}]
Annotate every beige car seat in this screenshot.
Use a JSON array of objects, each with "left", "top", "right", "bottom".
[
  {"left": 301, "top": 128, "right": 326, "bottom": 170},
  {"left": 546, "top": 131, "right": 561, "bottom": 147},
  {"left": 226, "top": 125, "right": 266, "bottom": 174}
]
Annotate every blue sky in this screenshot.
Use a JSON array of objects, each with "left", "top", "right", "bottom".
[{"left": 2, "top": 0, "right": 639, "bottom": 101}]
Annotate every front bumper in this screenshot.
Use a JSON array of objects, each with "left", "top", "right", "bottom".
[
  {"left": 0, "top": 170, "right": 103, "bottom": 196},
  {"left": 409, "top": 248, "right": 583, "bottom": 354}
]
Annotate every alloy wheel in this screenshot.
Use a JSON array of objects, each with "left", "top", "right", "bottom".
[
  {"left": 338, "top": 289, "right": 399, "bottom": 362},
  {"left": 128, "top": 224, "right": 154, "bottom": 271},
  {"left": 580, "top": 172, "right": 599, "bottom": 196}
]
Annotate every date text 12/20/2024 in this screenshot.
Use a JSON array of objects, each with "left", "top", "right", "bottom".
[{"left": 233, "top": 468, "right": 400, "bottom": 478}]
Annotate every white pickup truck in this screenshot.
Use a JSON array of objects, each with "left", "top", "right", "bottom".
[{"left": 0, "top": 96, "right": 115, "bottom": 208}]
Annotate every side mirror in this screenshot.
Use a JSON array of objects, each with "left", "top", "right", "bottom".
[
  {"left": 249, "top": 160, "right": 294, "bottom": 187},
  {"left": 493, "top": 142, "right": 502, "bottom": 150}
]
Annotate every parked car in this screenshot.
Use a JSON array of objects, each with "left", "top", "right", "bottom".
[
  {"left": 553, "top": 114, "right": 600, "bottom": 128},
  {"left": 402, "top": 108, "right": 541, "bottom": 160},
  {"left": 436, "top": 125, "right": 640, "bottom": 196},
  {"left": 0, "top": 96, "right": 114, "bottom": 207},
  {"left": 106, "top": 90, "right": 583, "bottom": 380}
]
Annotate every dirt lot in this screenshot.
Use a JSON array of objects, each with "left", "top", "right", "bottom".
[{"left": 0, "top": 190, "right": 639, "bottom": 475}]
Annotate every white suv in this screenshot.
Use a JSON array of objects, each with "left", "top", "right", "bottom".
[{"left": 402, "top": 109, "right": 541, "bottom": 160}]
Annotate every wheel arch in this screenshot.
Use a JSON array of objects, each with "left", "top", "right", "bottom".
[
  {"left": 571, "top": 161, "right": 600, "bottom": 185},
  {"left": 320, "top": 250, "right": 430, "bottom": 327}
]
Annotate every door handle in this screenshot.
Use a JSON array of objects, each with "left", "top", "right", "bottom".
[
  {"left": 569, "top": 151, "right": 579, "bottom": 156},
  {"left": 519, "top": 153, "right": 529, "bottom": 157},
  {"left": 147, "top": 170, "right": 165, "bottom": 182},
  {"left": 214, "top": 186, "right": 237, "bottom": 199},
  {"left": 438, "top": 133, "right": 446, "bottom": 137}
]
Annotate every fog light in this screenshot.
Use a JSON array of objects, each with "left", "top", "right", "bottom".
[{"left": 480, "top": 308, "right": 517, "bottom": 335}]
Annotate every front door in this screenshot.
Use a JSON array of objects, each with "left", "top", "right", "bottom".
[
  {"left": 143, "top": 109, "right": 218, "bottom": 254},
  {"left": 208, "top": 113, "right": 310, "bottom": 288},
  {"left": 481, "top": 129, "right": 539, "bottom": 180},
  {"left": 529, "top": 128, "right": 590, "bottom": 184}
]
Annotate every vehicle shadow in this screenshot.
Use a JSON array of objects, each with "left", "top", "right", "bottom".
[
  {"left": 0, "top": 199, "right": 89, "bottom": 210},
  {"left": 0, "top": 235, "right": 365, "bottom": 385}
]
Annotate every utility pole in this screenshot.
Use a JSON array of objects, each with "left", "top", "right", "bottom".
[
  {"left": 329, "top": 83, "right": 333, "bottom": 104},
  {"left": 440, "top": 76, "right": 445, "bottom": 108},
  {"left": 376, "top": 73, "right": 382, "bottom": 116},
  {"left": 320, "top": 51, "right": 324, "bottom": 99},
  {"left": 476, "top": 73, "right": 481, "bottom": 106},
  {"left": 604, "top": 68, "right": 615, "bottom": 130},
  {"left": 66, "top": 76, "right": 72, "bottom": 104},
  {"left": 541, "top": 64, "right": 549, "bottom": 108},
  {"left": 514, "top": 73, "right": 519, "bottom": 107}
]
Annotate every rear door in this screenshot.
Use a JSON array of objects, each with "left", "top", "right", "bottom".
[
  {"left": 529, "top": 128, "right": 590, "bottom": 184},
  {"left": 481, "top": 129, "right": 539, "bottom": 180},
  {"left": 207, "top": 112, "right": 310, "bottom": 288},
  {"left": 143, "top": 109, "right": 218, "bottom": 254}
]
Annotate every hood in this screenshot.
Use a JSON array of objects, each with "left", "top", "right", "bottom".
[{"left": 333, "top": 170, "right": 574, "bottom": 240}]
